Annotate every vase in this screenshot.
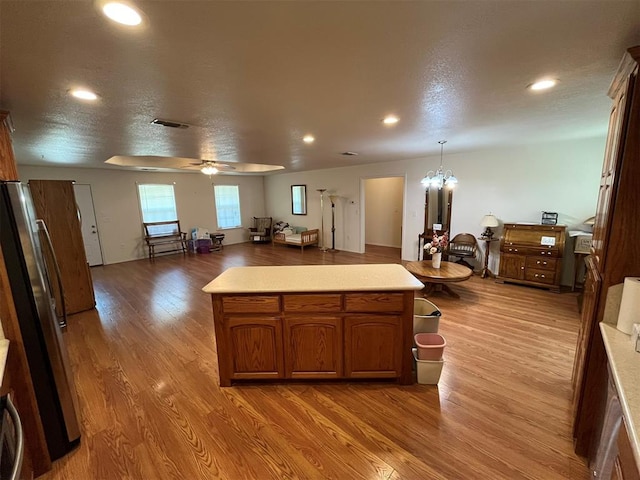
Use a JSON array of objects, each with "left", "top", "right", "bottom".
[{"left": 431, "top": 252, "right": 442, "bottom": 269}]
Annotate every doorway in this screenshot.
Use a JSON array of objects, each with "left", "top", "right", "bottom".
[
  {"left": 74, "top": 184, "right": 104, "bottom": 266},
  {"left": 361, "top": 176, "right": 405, "bottom": 259}
]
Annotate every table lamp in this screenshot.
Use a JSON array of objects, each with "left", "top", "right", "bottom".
[{"left": 480, "top": 214, "right": 499, "bottom": 239}]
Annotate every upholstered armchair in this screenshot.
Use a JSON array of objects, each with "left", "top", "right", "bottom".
[
  {"left": 249, "top": 217, "right": 272, "bottom": 243},
  {"left": 447, "top": 233, "right": 478, "bottom": 269}
]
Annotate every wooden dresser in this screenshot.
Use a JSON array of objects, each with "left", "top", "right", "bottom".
[
  {"left": 573, "top": 46, "right": 640, "bottom": 462},
  {"left": 497, "top": 223, "right": 566, "bottom": 292}
]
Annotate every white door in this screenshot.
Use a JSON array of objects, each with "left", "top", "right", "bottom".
[{"left": 74, "top": 184, "right": 104, "bottom": 266}]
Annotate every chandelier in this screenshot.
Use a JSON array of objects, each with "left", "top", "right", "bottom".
[{"left": 421, "top": 140, "right": 458, "bottom": 189}]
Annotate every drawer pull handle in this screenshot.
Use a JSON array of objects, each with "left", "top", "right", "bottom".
[
  {"left": 521, "top": 266, "right": 524, "bottom": 270},
  {"left": 514, "top": 249, "right": 518, "bottom": 252},
  {"left": 535, "top": 274, "right": 546, "bottom": 278}
]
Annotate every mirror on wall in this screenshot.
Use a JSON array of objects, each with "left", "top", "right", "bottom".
[
  {"left": 418, "top": 187, "right": 454, "bottom": 259},
  {"left": 291, "top": 185, "right": 307, "bottom": 215},
  {"left": 427, "top": 187, "right": 452, "bottom": 232}
]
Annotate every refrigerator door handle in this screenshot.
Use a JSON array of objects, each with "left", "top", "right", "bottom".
[
  {"left": 36, "top": 219, "right": 68, "bottom": 329},
  {"left": 2, "top": 394, "right": 24, "bottom": 480}
]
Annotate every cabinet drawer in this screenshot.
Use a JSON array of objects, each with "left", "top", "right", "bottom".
[
  {"left": 525, "top": 257, "right": 557, "bottom": 271},
  {"left": 283, "top": 294, "right": 342, "bottom": 312},
  {"left": 525, "top": 269, "right": 555, "bottom": 285},
  {"left": 504, "top": 246, "right": 559, "bottom": 257},
  {"left": 344, "top": 293, "right": 404, "bottom": 313},
  {"left": 222, "top": 295, "right": 280, "bottom": 313}
]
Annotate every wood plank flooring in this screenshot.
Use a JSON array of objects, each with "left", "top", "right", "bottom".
[{"left": 41, "top": 243, "right": 590, "bottom": 479}]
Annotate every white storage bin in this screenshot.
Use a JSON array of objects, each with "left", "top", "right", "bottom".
[
  {"left": 412, "top": 348, "right": 444, "bottom": 385},
  {"left": 413, "top": 298, "right": 441, "bottom": 335}
]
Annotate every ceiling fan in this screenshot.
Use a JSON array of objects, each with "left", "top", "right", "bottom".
[{"left": 181, "top": 160, "right": 236, "bottom": 175}]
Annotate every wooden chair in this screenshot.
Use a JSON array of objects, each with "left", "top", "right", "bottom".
[
  {"left": 447, "top": 233, "right": 478, "bottom": 269},
  {"left": 249, "top": 217, "right": 272, "bottom": 243}
]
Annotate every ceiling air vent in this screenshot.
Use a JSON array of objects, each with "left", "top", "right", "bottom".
[
  {"left": 150, "top": 118, "right": 189, "bottom": 129},
  {"left": 341, "top": 151, "right": 359, "bottom": 156}
]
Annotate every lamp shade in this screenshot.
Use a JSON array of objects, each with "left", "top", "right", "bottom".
[
  {"left": 480, "top": 214, "right": 499, "bottom": 228},
  {"left": 583, "top": 215, "right": 596, "bottom": 226}
]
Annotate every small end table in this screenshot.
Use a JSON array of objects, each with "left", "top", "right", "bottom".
[{"left": 478, "top": 237, "right": 499, "bottom": 279}]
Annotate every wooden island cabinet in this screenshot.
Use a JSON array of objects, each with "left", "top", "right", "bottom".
[{"left": 203, "top": 265, "right": 423, "bottom": 386}]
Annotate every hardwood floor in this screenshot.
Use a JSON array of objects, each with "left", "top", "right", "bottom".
[{"left": 41, "top": 243, "right": 589, "bottom": 479}]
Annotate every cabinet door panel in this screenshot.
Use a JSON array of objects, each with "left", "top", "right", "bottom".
[
  {"left": 572, "top": 258, "right": 601, "bottom": 412},
  {"left": 228, "top": 317, "right": 283, "bottom": 379},
  {"left": 284, "top": 316, "right": 342, "bottom": 378},
  {"left": 498, "top": 254, "right": 525, "bottom": 280},
  {"left": 344, "top": 316, "right": 401, "bottom": 378},
  {"left": 616, "top": 421, "right": 640, "bottom": 480}
]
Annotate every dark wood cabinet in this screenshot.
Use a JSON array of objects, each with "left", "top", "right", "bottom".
[
  {"left": 212, "top": 290, "right": 413, "bottom": 386},
  {"left": 497, "top": 223, "right": 565, "bottom": 291},
  {"left": 0, "top": 112, "right": 18, "bottom": 182},
  {"left": 227, "top": 316, "right": 284, "bottom": 379},
  {"left": 614, "top": 421, "right": 640, "bottom": 480},
  {"left": 573, "top": 46, "right": 640, "bottom": 459},
  {"left": 344, "top": 315, "right": 402, "bottom": 378},
  {"left": 284, "top": 316, "right": 342, "bottom": 378},
  {"left": 29, "top": 180, "right": 95, "bottom": 315}
]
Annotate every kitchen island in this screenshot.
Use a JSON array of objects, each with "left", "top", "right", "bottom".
[{"left": 203, "top": 264, "right": 424, "bottom": 386}]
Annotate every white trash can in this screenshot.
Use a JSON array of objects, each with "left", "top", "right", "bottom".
[
  {"left": 412, "top": 348, "right": 444, "bottom": 385},
  {"left": 413, "top": 298, "right": 441, "bottom": 335}
]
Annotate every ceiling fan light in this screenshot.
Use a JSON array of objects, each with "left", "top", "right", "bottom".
[
  {"left": 102, "top": 2, "right": 142, "bottom": 26},
  {"left": 201, "top": 166, "right": 218, "bottom": 175}
]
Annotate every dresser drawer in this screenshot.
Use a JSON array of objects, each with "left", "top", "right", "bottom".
[
  {"left": 283, "top": 294, "right": 342, "bottom": 312},
  {"left": 345, "top": 293, "right": 404, "bottom": 313},
  {"left": 222, "top": 295, "right": 280, "bottom": 313},
  {"left": 525, "top": 269, "right": 556, "bottom": 285},
  {"left": 525, "top": 257, "right": 557, "bottom": 271}
]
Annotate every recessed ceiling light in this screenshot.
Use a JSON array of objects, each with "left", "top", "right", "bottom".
[
  {"left": 303, "top": 135, "right": 315, "bottom": 144},
  {"left": 383, "top": 115, "right": 399, "bottom": 125},
  {"left": 102, "top": 2, "right": 142, "bottom": 26},
  {"left": 529, "top": 79, "right": 557, "bottom": 91},
  {"left": 70, "top": 89, "right": 98, "bottom": 101}
]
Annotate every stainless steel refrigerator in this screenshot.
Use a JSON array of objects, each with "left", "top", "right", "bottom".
[{"left": 0, "top": 181, "right": 81, "bottom": 460}]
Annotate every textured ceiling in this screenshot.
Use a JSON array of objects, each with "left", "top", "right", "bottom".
[{"left": 1, "top": 1, "right": 639, "bottom": 174}]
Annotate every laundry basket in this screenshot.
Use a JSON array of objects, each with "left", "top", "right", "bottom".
[{"left": 413, "top": 298, "right": 441, "bottom": 335}]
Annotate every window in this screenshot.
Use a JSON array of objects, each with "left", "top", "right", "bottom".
[
  {"left": 214, "top": 185, "right": 241, "bottom": 229},
  {"left": 137, "top": 184, "right": 178, "bottom": 234}
]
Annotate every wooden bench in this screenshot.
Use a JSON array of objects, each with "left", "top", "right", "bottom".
[
  {"left": 273, "top": 228, "right": 319, "bottom": 251},
  {"left": 143, "top": 220, "right": 188, "bottom": 260}
]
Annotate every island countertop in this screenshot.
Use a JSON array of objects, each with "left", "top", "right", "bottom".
[
  {"left": 600, "top": 323, "right": 640, "bottom": 472},
  {"left": 202, "top": 264, "right": 424, "bottom": 294}
]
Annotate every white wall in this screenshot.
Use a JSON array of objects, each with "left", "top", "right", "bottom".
[
  {"left": 265, "top": 137, "right": 605, "bottom": 285},
  {"left": 17, "top": 166, "right": 266, "bottom": 264},
  {"left": 364, "top": 177, "right": 403, "bottom": 248}
]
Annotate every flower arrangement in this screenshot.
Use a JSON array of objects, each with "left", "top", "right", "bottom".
[{"left": 423, "top": 231, "right": 449, "bottom": 254}]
